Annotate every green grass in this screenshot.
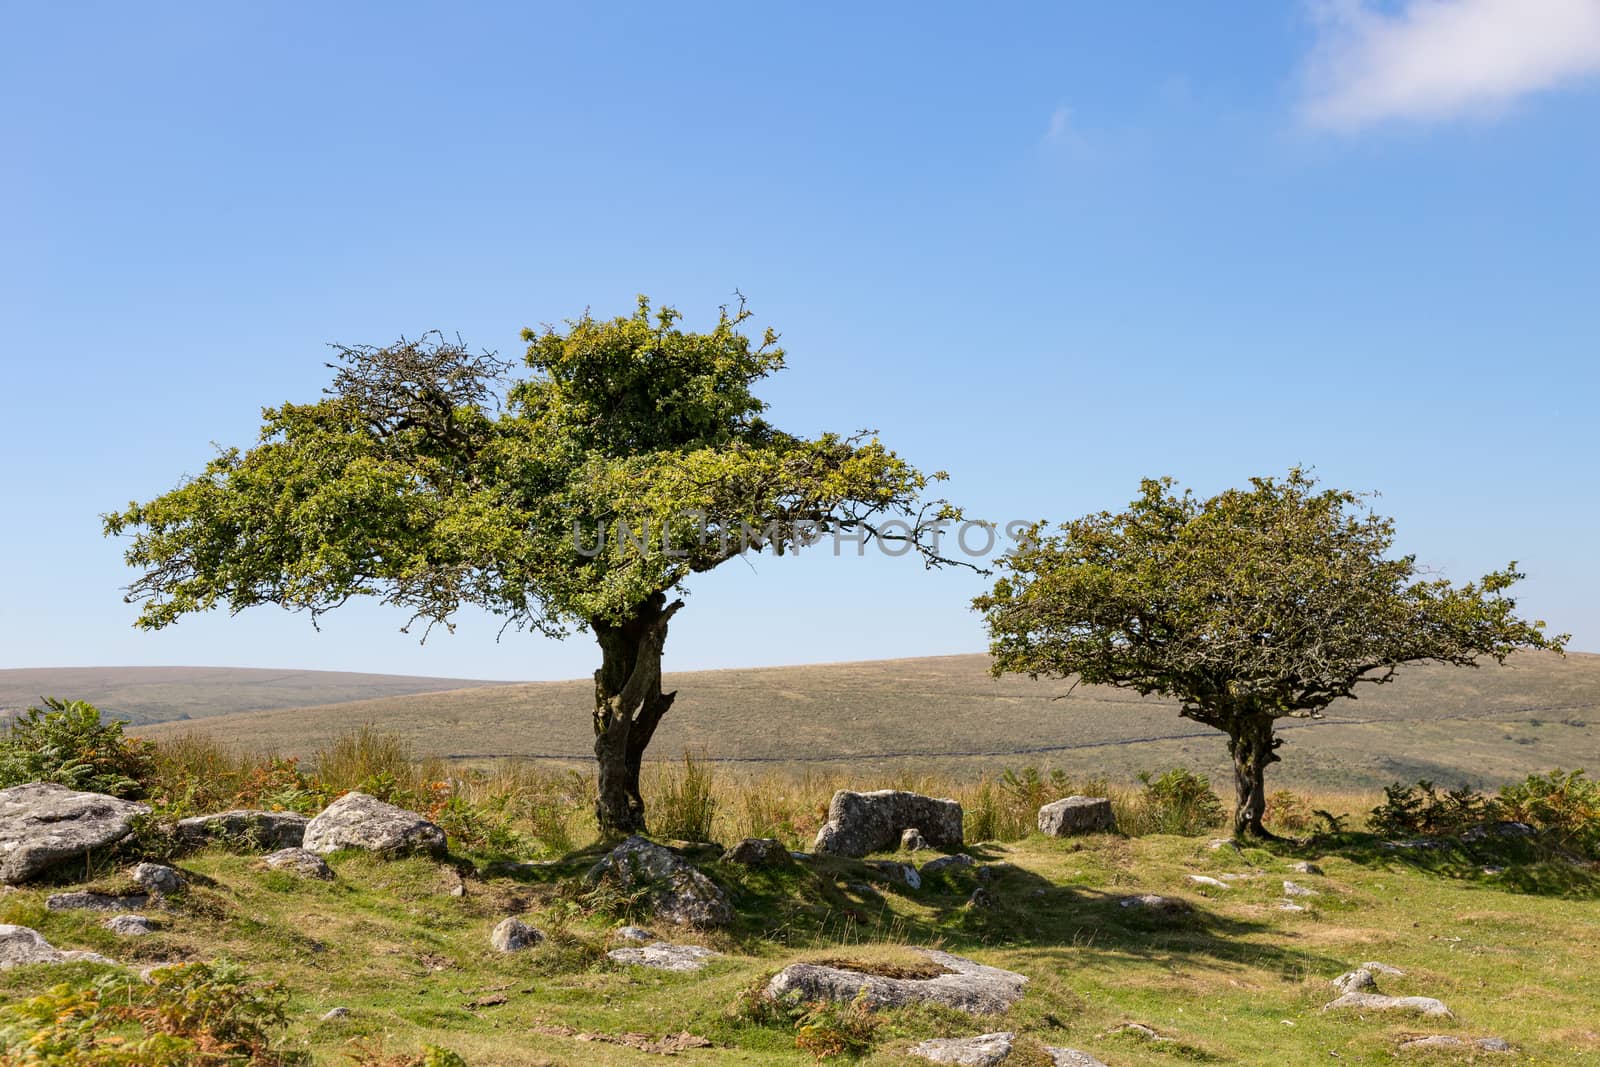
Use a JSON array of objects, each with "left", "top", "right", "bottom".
[
  {"left": 4, "top": 827, "right": 1598, "bottom": 1065},
  {"left": 120, "top": 651, "right": 1600, "bottom": 793}
]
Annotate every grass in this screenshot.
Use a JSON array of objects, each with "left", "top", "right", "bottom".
[
  {"left": 118, "top": 650, "right": 1600, "bottom": 793},
  {"left": 4, "top": 822, "right": 1598, "bottom": 1064}
]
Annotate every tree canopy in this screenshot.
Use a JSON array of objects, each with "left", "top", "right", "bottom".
[
  {"left": 974, "top": 469, "right": 1566, "bottom": 837},
  {"left": 106, "top": 297, "right": 961, "bottom": 833}
]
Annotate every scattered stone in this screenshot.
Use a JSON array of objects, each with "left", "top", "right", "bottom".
[
  {"left": 1331, "top": 969, "right": 1378, "bottom": 994},
  {"left": 725, "top": 837, "right": 793, "bottom": 867},
  {"left": 489, "top": 917, "right": 543, "bottom": 952},
  {"left": 320, "top": 1007, "right": 350, "bottom": 1021},
  {"left": 0, "top": 924, "right": 117, "bottom": 969},
  {"left": 0, "top": 783, "right": 150, "bottom": 885},
  {"left": 1037, "top": 796, "right": 1116, "bottom": 836},
  {"left": 1045, "top": 1050, "right": 1109, "bottom": 1067},
  {"left": 607, "top": 941, "right": 721, "bottom": 972},
  {"left": 46, "top": 891, "right": 148, "bottom": 912},
  {"left": 1110, "top": 1022, "right": 1174, "bottom": 1042},
  {"left": 175, "top": 809, "right": 309, "bottom": 851},
  {"left": 1277, "top": 902, "right": 1307, "bottom": 912},
  {"left": 1219, "top": 872, "right": 1260, "bottom": 881},
  {"left": 1323, "top": 991, "right": 1452, "bottom": 1018},
  {"left": 1186, "top": 875, "right": 1230, "bottom": 889},
  {"left": 1461, "top": 821, "right": 1535, "bottom": 842},
  {"left": 1289, "top": 861, "right": 1324, "bottom": 875},
  {"left": 1119, "top": 893, "right": 1191, "bottom": 914},
  {"left": 1483, "top": 865, "right": 1506, "bottom": 875},
  {"left": 130, "top": 862, "right": 184, "bottom": 895},
  {"left": 302, "top": 792, "right": 446, "bottom": 857},
  {"left": 812, "top": 790, "right": 963, "bottom": 857},
  {"left": 586, "top": 836, "right": 733, "bottom": 927},
  {"left": 103, "top": 914, "right": 156, "bottom": 936},
  {"left": 1398, "top": 1035, "right": 1513, "bottom": 1052},
  {"left": 765, "top": 948, "right": 1027, "bottom": 1014},
  {"left": 908, "top": 1031, "right": 1015, "bottom": 1066},
  {"left": 616, "top": 925, "right": 654, "bottom": 942},
  {"left": 1208, "top": 837, "right": 1239, "bottom": 850},
  {"left": 966, "top": 885, "right": 995, "bottom": 909},
  {"left": 1383, "top": 838, "right": 1448, "bottom": 851},
  {"left": 1282, "top": 880, "right": 1318, "bottom": 897},
  {"left": 920, "top": 854, "right": 976, "bottom": 877},
  {"left": 531, "top": 1024, "right": 712, "bottom": 1055},
  {"left": 869, "top": 861, "right": 922, "bottom": 889},
  {"left": 264, "top": 848, "right": 334, "bottom": 880},
  {"left": 1361, "top": 961, "right": 1405, "bottom": 976},
  {"left": 902, "top": 828, "right": 929, "bottom": 852}
]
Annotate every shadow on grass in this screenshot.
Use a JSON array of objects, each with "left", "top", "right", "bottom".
[{"left": 1273, "top": 832, "right": 1600, "bottom": 899}]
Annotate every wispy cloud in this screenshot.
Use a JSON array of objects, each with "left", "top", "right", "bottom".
[
  {"left": 1044, "top": 105, "right": 1073, "bottom": 141},
  {"left": 1302, "top": 0, "right": 1600, "bottom": 131}
]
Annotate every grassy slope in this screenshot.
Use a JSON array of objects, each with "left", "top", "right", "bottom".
[
  {"left": 130, "top": 651, "right": 1600, "bottom": 791},
  {"left": 0, "top": 667, "right": 506, "bottom": 726},
  {"left": 3, "top": 831, "right": 1597, "bottom": 1065}
]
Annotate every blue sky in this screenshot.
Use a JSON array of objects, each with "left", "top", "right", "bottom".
[{"left": 3, "top": 2, "right": 1596, "bottom": 680}]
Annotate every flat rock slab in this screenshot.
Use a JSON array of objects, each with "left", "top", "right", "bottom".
[
  {"left": 1119, "top": 893, "right": 1191, "bottom": 915},
  {"left": 1323, "top": 991, "right": 1452, "bottom": 1018},
  {"left": 0, "top": 783, "right": 150, "bottom": 885},
  {"left": 46, "top": 891, "right": 149, "bottom": 912},
  {"left": 607, "top": 942, "right": 721, "bottom": 972},
  {"left": 302, "top": 792, "right": 446, "bottom": 857},
  {"left": 725, "top": 837, "right": 793, "bottom": 867},
  {"left": 263, "top": 847, "right": 334, "bottom": 880},
  {"left": 176, "top": 810, "right": 308, "bottom": 851},
  {"left": 909, "top": 1031, "right": 1015, "bottom": 1066},
  {"left": 1398, "top": 1035, "right": 1513, "bottom": 1053},
  {"left": 765, "top": 948, "right": 1027, "bottom": 1015},
  {"left": 1046, "top": 1050, "right": 1109, "bottom": 1067},
  {"left": 0, "top": 924, "right": 117, "bottom": 969},
  {"left": 813, "top": 790, "right": 963, "bottom": 857},
  {"left": 586, "top": 836, "right": 733, "bottom": 928},
  {"left": 1038, "top": 796, "right": 1116, "bottom": 836}
]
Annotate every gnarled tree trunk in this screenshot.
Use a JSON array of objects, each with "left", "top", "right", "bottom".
[
  {"left": 1227, "top": 714, "right": 1281, "bottom": 838},
  {"left": 592, "top": 592, "right": 681, "bottom": 837}
]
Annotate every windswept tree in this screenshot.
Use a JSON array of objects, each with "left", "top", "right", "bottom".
[
  {"left": 106, "top": 297, "right": 963, "bottom": 835},
  {"left": 974, "top": 470, "right": 1566, "bottom": 838}
]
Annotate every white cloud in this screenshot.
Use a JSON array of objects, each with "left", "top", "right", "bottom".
[
  {"left": 1045, "top": 105, "right": 1073, "bottom": 141},
  {"left": 1302, "top": 0, "right": 1600, "bottom": 130}
]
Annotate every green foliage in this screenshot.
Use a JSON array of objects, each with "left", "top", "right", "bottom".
[
  {"left": 1369, "top": 779, "right": 1488, "bottom": 838},
  {"left": 652, "top": 751, "right": 719, "bottom": 842},
  {"left": 0, "top": 698, "right": 156, "bottom": 798},
  {"left": 1129, "top": 768, "right": 1226, "bottom": 835},
  {"left": 0, "top": 960, "right": 306, "bottom": 1066},
  {"left": 1496, "top": 769, "right": 1600, "bottom": 857},
  {"left": 733, "top": 986, "right": 880, "bottom": 1061}
]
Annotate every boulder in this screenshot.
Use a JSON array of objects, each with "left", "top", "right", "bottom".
[
  {"left": 1361, "top": 961, "right": 1405, "bottom": 976},
  {"left": 1331, "top": 969, "right": 1378, "bottom": 994},
  {"left": 130, "top": 862, "right": 184, "bottom": 895},
  {"left": 490, "top": 917, "right": 543, "bottom": 952},
  {"left": 1118, "top": 893, "right": 1191, "bottom": 914},
  {"left": 586, "top": 836, "right": 733, "bottom": 927},
  {"left": 302, "top": 793, "right": 446, "bottom": 857},
  {"left": 0, "top": 924, "right": 117, "bottom": 969},
  {"left": 0, "top": 783, "right": 150, "bottom": 885},
  {"left": 1037, "top": 796, "right": 1116, "bottom": 836},
  {"left": 175, "top": 809, "right": 308, "bottom": 851},
  {"left": 812, "top": 790, "right": 963, "bottom": 857},
  {"left": 615, "top": 925, "right": 654, "bottom": 942},
  {"left": 1282, "top": 880, "right": 1318, "bottom": 897},
  {"left": 1323, "top": 991, "right": 1452, "bottom": 1017},
  {"left": 320, "top": 1007, "right": 350, "bottom": 1021},
  {"left": 263, "top": 847, "right": 334, "bottom": 880},
  {"left": 1289, "top": 860, "right": 1324, "bottom": 875},
  {"left": 1186, "top": 875, "right": 1229, "bottom": 889},
  {"left": 765, "top": 948, "right": 1027, "bottom": 1014},
  {"left": 725, "top": 837, "right": 793, "bottom": 867},
  {"left": 607, "top": 941, "right": 721, "bottom": 971},
  {"left": 103, "top": 914, "right": 156, "bottom": 936},
  {"left": 920, "top": 854, "right": 976, "bottom": 877},
  {"left": 908, "top": 1032, "right": 1015, "bottom": 1066},
  {"left": 46, "top": 891, "right": 148, "bottom": 912},
  {"left": 1462, "top": 821, "right": 1535, "bottom": 842}
]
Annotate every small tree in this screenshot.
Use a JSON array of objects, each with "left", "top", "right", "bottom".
[
  {"left": 974, "top": 470, "right": 1566, "bottom": 838},
  {"left": 105, "top": 297, "right": 962, "bottom": 836}
]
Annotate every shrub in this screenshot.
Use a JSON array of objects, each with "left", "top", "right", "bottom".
[
  {"left": 1495, "top": 769, "right": 1600, "bottom": 857},
  {"left": 1264, "top": 789, "right": 1315, "bottom": 834},
  {"left": 0, "top": 698, "right": 156, "bottom": 798},
  {"left": 650, "top": 751, "right": 718, "bottom": 842},
  {"left": 791, "top": 992, "right": 880, "bottom": 1060},
  {"left": 1369, "top": 779, "right": 1486, "bottom": 838},
  {"left": 342, "top": 1040, "right": 468, "bottom": 1067},
  {"left": 1128, "top": 768, "right": 1226, "bottom": 835},
  {"left": 0, "top": 960, "right": 306, "bottom": 1065},
  {"left": 313, "top": 725, "right": 444, "bottom": 807}
]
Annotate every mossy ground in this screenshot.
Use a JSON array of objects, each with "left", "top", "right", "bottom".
[{"left": 3, "top": 830, "right": 1598, "bottom": 1066}]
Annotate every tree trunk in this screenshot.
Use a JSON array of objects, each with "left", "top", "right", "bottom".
[
  {"left": 1227, "top": 715, "right": 1281, "bottom": 839},
  {"left": 591, "top": 592, "right": 681, "bottom": 838}
]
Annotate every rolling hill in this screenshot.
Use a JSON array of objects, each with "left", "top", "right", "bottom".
[{"left": 118, "top": 650, "right": 1600, "bottom": 791}]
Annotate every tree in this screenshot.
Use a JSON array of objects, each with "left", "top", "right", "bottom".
[
  {"left": 105, "top": 297, "right": 962, "bottom": 835},
  {"left": 973, "top": 470, "right": 1566, "bottom": 838}
]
